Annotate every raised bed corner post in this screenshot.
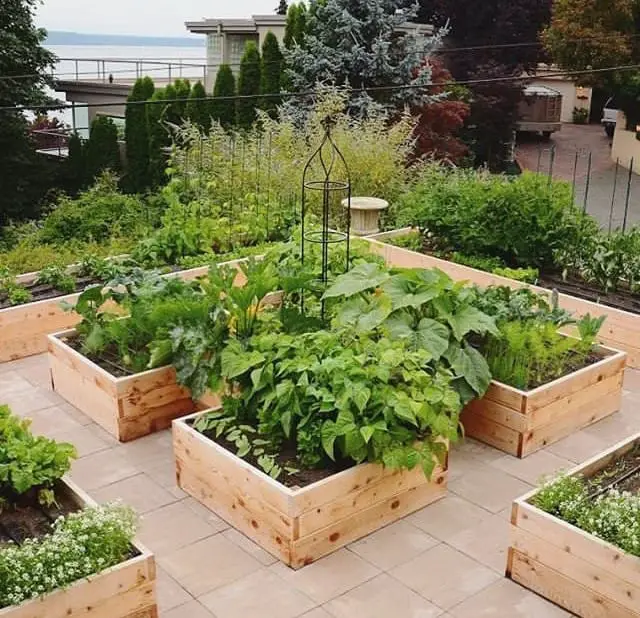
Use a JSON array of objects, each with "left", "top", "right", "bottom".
[{"left": 300, "top": 116, "right": 351, "bottom": 320}]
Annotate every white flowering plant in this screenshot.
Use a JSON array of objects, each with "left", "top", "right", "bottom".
[
  {"left": 533, "top": 474, "right": 640, "bottom": 557},
  {"left": 0, "top": 502, "right": 138, "bottom": 608}
]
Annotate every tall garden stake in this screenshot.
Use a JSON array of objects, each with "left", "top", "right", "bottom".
[{"left": 301, "top": 116, "right": 351, "bottom": 319}]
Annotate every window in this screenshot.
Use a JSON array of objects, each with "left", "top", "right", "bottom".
[{"left": 207, "top": 34, "right": 222, "bottom": 63}]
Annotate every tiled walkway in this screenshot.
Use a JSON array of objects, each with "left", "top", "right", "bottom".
[{"left": 3, "top": 353, "right": 640, "bottom": 617}]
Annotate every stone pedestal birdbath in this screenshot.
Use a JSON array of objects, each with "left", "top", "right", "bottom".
[{"left": 341, "top": 197, "right": 389, "bottom": 236}]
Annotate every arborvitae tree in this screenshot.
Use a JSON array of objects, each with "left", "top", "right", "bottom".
[
  {"left": 286, "top": 0, "right": 440, "bottom": 113},
  {"left": 211, "top": 64, "right": 237, "bottom": 129},
  {"left": 275, "top": 0, "right": 288, "bottom": 14},
  {"left": 186, "top": 81, "right": 211, "bottom": 132},
  {"left": 125, "top": 77, "right": 155, "bottom": 193},
  {"left": 173, "top": 79, "right": 192, "bottom": 119},
  {"left": 147, "top": 88, "right": 170, "bottom": 188},
  {"left": 85, "top": 116, "right": 120, "bottom": 182},
  {"left": 260, "top": 32, "right": 284, "bottom": 116},
  {"left": 67, "top": 132, "right": 86, "bottom": 193},
  {"left": 284, "top": 3, "right": 307, "bottom": 49},
  {"left": 236, "top": 42, "right": 261, "bottom": 129}
]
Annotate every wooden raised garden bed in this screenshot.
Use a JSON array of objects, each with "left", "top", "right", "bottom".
[
  {"left": 0, "top": 477, "right": 157, "bottom": 618},
  {"left": 173, "top": 410, "right": 448, "bottom": 569},
  {"left": 48, "top": 328, "right": 195, "bottom": 442},
  {"left": 0, "top": 257, "right": 250, "bottom": 365},
  {"left": 364, "top": 232, "right": 640, "bottom": 369},
  {"left": 507, "top": 432, "right": 640, "bottom": 617},
  {"left": 461, "top": 345, "right": 626, "bottom": 458}
]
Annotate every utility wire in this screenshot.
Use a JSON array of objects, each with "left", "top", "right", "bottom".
[
  {"left": 3, "top": 31, "right": 640, "bottom": 83},
  {"left": 2, "top": 63, "right": 639, "bottom": 113}
]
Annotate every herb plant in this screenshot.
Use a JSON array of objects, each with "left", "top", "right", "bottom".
[{"left": 35, "top": 265, "right": 76, "bottom": 294}]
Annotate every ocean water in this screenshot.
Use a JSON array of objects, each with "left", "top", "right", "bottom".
[{"left": 46, "top": 44, "right": 206, "bottom": 128}]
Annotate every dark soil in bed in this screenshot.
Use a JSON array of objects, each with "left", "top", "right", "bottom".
[
  {"left": 516, "top": 350, "right": 605, "bottom": 391},
  {"left": 0, "top": 483, "right": 80, "bottom": 548},
  {"left": 194, "top": 420, "right": 353, "bottom": 489},
  {"left": 65, "top": 335, "right": 135, "bottom": 378},
  {"left": 537, "top": 273, "right": 640, "bottom": 315},
  {"left": 587, "top": 444, "right": 640, "bottom": 496},
  {"left": 0, "top": 275, "right": 104, "bottom": 310}
]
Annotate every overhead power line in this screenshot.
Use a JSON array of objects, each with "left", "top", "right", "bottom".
[{"left": 1, "top": 63, "right": 639, "bottom": 113}]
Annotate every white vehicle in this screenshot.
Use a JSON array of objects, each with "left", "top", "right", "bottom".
[
  {"left": 602, "top": 96, "right": 619, "bottom": 138},
  {"left": 516, "top": 85, "right": 562, "bottom": 140}
]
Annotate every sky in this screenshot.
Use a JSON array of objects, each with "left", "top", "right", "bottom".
[{"left": 36, "top": 0, "right": 277, "bottom": 37}]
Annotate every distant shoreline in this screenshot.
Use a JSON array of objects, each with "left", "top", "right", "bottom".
[{"left": 45, "top": 31, "right": 204, "bottom": 47}]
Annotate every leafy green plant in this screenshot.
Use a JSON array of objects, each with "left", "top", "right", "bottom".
[
  {"left": 492, "top": 266, "right": 539, "bottom": 283},
  {"left": 399, "top": 165, "right": 599, "bottom": 269},
  {"left": 323, "top": 263, "right": 498, "bottom": 404},
  {"left": 0, "top": 405, "right": 77, "bottom": 505},
  {"left": 35, "top": 265, "right": 76, "bottom": 294},
  {"left": 211, "top": 328, "right": 456, "bottom": 479},
  {"left": 0, "top": 502, "right": 138, "bottom": 608},
  {"left": 0, "top": 267, "right": 32, "bottom": 306}
]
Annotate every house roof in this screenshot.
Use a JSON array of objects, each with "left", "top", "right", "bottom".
[{"left": 185, "top": 15, "right": 286, "bottom": 34}]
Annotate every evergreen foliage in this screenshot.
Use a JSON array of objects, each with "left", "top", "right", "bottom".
[
  {"left": 186, "top": 81, "right": 211, "bottom": 132},
  {"left": 85, "top": 116, "right": 120, "bottom": 182},
  {"left": 147, "top": 87, "right": 170, "bottom": 188},
  {"left": 260, "top": 32, "right": 284, "bottom": 116},
  {"left": 67, "top": 132, "right": 86, "bottom": 192},
  {"left": 0, "top": 0, "right": 57, "bottom": 224},
  {"left": 125, "top": 77, "right": 155, "bottom": 193},
  {"left": 285, "top": 0, "right": 441, "bottom": 113},
  {"left": 283, "top": 2, "right": 307, "bottom": 49},
  {"left": 211, "top": 64, "right": 237, "bottom": 128},
  {"left": 236, "top": 42, "right": 262, "bottom": 129},
  {"left": 173, "top": 79, "right": 191, "bottom": 119}
]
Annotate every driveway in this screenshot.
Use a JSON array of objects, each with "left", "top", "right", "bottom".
[{"left": 516, "top": 124, "right": 639, "bottom": 230}]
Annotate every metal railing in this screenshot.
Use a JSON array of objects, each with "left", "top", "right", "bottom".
[{"left": 53, "top": 57, "right": 209, "bottom": 85}]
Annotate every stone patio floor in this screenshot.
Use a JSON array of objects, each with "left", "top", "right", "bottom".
[{"left": 3, "top": 353, "right": 640, "bottom": 618}]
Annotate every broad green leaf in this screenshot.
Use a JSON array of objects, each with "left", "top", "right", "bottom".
[
  {"left": 384, "top": 312, "right": 414, "bottom": 340},
  {"left": 280, "top": 408, "right": 293, "bottom": 437},
  {"left": 344, "top": 429, "right": 368, "bottom": 463},
  {"left": 323, "top": 263, "right": 390, "bottom": 299},
  {"left": 335, "top": 296, "right": 392, "bottom": 333},
  {"left": 382, "top": 273, "right": 440, "bottom": 310},
  {"left": 148, "top": 339, "right": 172, "bottom": 369},
  {"left": 445, "top": 343, "right": 492, "bottom": 397},
  {"left": 351, "top": 383, "right": 371, "bottom": 413},
  {"left": 221, "top": 344, "right": 265, "bottom": 380},
  {"left": 414, "top": 318, "right": 450, "bottom": 360},
  {"left": 446, "top": 305, "right": 499, "bottom": 341},
  {"left": 321, "top": 420, "right": 338, "bottom": 460}
]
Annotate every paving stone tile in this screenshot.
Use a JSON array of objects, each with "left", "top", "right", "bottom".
[
  {"left": 583, "top": 407, "right": 640, "bottom": 445},
  {"left": 449, "top": 464, "right": 532, "bottom": 514},
  {"left": 27, "top": 404, "right": 85, "bottom": 438},
  {"left": 51, "top": 423, "right": 116, "bottom": 458},
  {"left": 159, "top": 534, "right": 262, "bottom": 597},
  {"left": 489, "top": 450, "right": 574, "bottom": 486},
  {"left": 69, "top": 446, "right": 139, "bottom": 491},
  {"left": 546, "top": 429, "right": 611, "bottom": 463},
  {"left": 137, "top": 500, "right": 224, "bottom": 556},
  {"left": 299, "top": 609, "right": 333, "bottom": 618},
  {"left": 390, "top": 543, "right": 499, "bottom": 609},
  {"left": 450, "top": 437, "right": 504, "bottom": 464},
  {"left": 57, "top": 400, "right": 98, "bottom": 427},
  {"left": 222, "top": 527, "right": 279, "bottom": 566},
  {"left": 348, "top": 519, "right": 438, "bottom": 570},
  {"left": 270, "top": 549, "right": 380, "bottom": 605},
  {"left": 325, "top": 573, "right": 442, "bottom": 618},
  {"left": 1, "top": 386, "right": 61, "bottom": 416},
  {"left": 200, "top": 569, "right": 317, "bottom": 618},
  {"left": 448, "top": 578, "right": 572, "bottom": 618},
  {"left": 0, "top": 370, "right": 34, "bottom": 394},
  {"left": 180, "top": 496, "right": 230, "bottom": 531},
  {"left": 156, "top": 567, "right": 192, "bottom": 613},
  {"left": 92, "top": 472, "right": 179, "bottom": 514},
  {"left": 162, "top": 600, "right": 214, "bottom": 618},
  {"left": 145, "top": 457, "right": 188, "bottom": 500},
  {"left": 447, "top": 515, "right": 511, "bottom": 574},
  {"left": 406, "top": 495, "right": 493, "bottom": 542}
]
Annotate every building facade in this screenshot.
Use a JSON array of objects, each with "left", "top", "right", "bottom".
[{"left": 185, "top": 15, "right": 287, "bottom": 91}]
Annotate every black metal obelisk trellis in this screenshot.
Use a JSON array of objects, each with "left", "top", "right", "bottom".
[{"left": 300, "top": 117, "right": 352, "bottom": 319}]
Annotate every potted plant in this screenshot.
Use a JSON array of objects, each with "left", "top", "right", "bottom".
[
  {"left": 508, "top": 432, "right": 640, "bottom": 617},
  {"left": 0, "top": 405, "right": 156, "bottom": 618}
]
